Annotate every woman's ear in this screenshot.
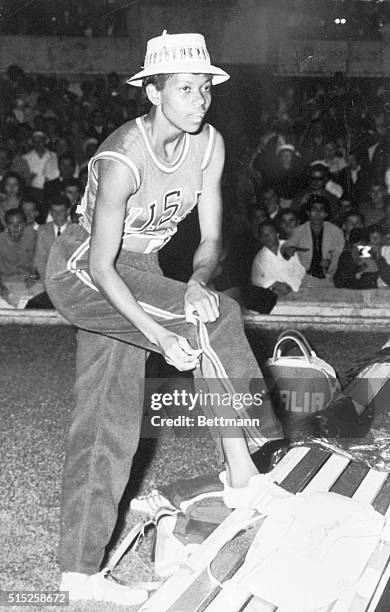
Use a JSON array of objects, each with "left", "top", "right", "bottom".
[{"left": 145, "top": 84, "right": 161, "bottom": 106}]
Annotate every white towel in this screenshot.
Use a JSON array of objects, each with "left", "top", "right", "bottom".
[{"left": 238, "top": 491, "right": 384, "bottom": 611}]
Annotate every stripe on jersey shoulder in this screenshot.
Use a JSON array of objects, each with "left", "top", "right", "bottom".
[
  {"left": 136, "top": 116, "right": 190, "bottom": 173},
  {"left": 91, "top": 151, "right": 141, "bottom": 191},
  {"left": 201, "top": 124, "right": 216, "bottom": 170}
]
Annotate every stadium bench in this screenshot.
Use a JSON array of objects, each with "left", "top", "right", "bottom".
[{"left": 139, "top": 445, "right": 390, "bottom": 612}]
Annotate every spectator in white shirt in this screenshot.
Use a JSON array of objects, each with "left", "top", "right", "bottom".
[
  {"left": 244, "top": 221, "right": 305, "bottom": 314},
  {"left": 251, "top": 221, "right": 306, "bottom": 295},
  {"left": 22, "top": 131, "right": 59, "bottom": 193}
]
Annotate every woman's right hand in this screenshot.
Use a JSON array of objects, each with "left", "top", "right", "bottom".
[{"left": 156, "top": 330, "right": 202, "bottom": 371}]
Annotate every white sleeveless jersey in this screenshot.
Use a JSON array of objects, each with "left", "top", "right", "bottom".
[{"left": 77, "top": 117, "right": 216, "bottom": 254}]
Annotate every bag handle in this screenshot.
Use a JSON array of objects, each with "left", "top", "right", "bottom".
[{"left": 273, "top": 329, "right": 317, "bottom": 362}]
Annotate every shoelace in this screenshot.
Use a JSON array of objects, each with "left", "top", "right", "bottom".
[{"left": 132, "top": 489, "right": 175, "bottom": 514}]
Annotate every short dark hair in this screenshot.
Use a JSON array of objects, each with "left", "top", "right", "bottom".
[
  {"left": 143, "top": 74, "right": 172, "bottom": 92},
  {"left": 280, "top": 208, "right": 298, "bottom": 221},
  {"left": 247, "top": 205, "right": 268, "bottom": 222},
  {"left": 21, "top": 197, "right": 39, "bottom": 209},
  {"left": 2, "top": 170, "right": 24, "bottom": 187},
  {"left": 367, "top": 223, "right": 384, "bottom": 237},
  {"left": 5, "top": 207, "right": 26, "bottom": 223},
  {"left": 62, "top": 178, "right": 81, "bottom": 190},
  {"left": 349, "top": 228, "right": 369, "bottom": 244},
  {"left": 258, "top": 220, "right": 278, "bottom": 235},
  {"left": 58, "top": 153, "right": 76, "bottom": 166},
  {"left": 306, "top": 194, "right": 330, "bottom": 216},
  {"left": 48, "top": 194, "right": 70, "bottom": 210},
  {"left": 343, "top": 210, "right": 365, "bottom": 224}
]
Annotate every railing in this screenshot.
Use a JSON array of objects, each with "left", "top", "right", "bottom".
[{"left": 1, "top": 288, "right": 389, "bottom": 331}]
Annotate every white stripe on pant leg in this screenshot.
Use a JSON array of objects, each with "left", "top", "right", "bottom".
[{"left": 68, "top": 245, "right": 236, "bottom": 354}]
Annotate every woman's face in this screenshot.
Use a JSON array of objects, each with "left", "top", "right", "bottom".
[
  {"left": 155, "top": 73, "right": 212, "bottom": 134},
  {"left": 4, "top": 176, "right": 20, "bottom": 197}
]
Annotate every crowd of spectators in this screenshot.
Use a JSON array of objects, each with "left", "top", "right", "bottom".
[
  {"left": 1, "top": 63, "right": 390, "bottom": 314},
  {"left": 216, "top": 71, "right": 390, "bottom": 313},
  {"left": 0, "top": 63, "right": 142, "bottom": 307}
]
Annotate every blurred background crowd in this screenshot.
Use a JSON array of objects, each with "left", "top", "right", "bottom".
[{"left": 1, "top": 51, "right": 390, "bottom": 312}]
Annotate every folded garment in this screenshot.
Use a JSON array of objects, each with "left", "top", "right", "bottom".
[{"left": 237, "top": 490, "right": 384, "bottom": 611}]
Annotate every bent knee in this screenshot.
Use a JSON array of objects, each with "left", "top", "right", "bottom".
[{"left": 218, "top": 293, "right": 242, "bottom": 320}]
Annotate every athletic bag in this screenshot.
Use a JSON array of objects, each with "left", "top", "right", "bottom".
[{"left": 264, "top": 329, "right": 341, "bottom": 438}]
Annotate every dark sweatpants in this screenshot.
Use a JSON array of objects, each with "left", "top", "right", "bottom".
[{"left": 46, "top": 224, "right": 282, "bottom": 574}]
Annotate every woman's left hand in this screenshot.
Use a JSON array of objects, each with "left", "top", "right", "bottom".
[{"left": 184, "top": 279, "right": 220, "bottom": 324}]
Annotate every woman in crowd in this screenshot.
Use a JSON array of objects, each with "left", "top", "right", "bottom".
[{"left": 0, "top": 171, "right": 24, "bottom": 227}]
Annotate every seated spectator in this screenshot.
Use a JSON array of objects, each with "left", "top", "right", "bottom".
[
  {"left": 22, "top": 131, "right": 59, "bottom": 196},
  {"left": 247, "top": 205, "right": 269, "bottom": 242},
  {"left": 0, "top": 171, "right": 24, "bottom": 227},
  {"left": 0, "top": 208, "right": 43, "bottom": 306},
  {"left": 0, "top": 147, "right": 11, "bottom": 181},
  {"left": 27, "top": 195, "right": 70, "bottom": 309},
  {"left": 358, "top": 181, "right": 387, "bottom": 226},
  {"left": 338, "top": 150, "right": 370, "bottom": 206},
  {"left": 85, "top": 109, "right": 108, "bottom": 144},
  {"left": 367, "top": 223, "right": 390, "bottom": 288},
  {"left": 319, "top": 140, "right": 347, "bottom": 177},
  {"left": 266, "top": 144, "right": 305, "bottom": 206},
  {"left": 45, "top": 194, "right": 70, "bottom": 240},
  {"left": 245, "top": 220, "right": 306, "bottom": 313},
  {"left": 8, "top": 140, "right": 31, "bottom": 185},
  {"left": 334, "top": 227, "right": 390, "bottom": 289},
  {"left": 338, "top": 197, "right": 354, "bottom": 218},
  {"left": 282, "top": 195, "right": 345, "bottom": 287},
  {"left": 253, "top": 120, "right": 286, "bottom": 178},
  {"left": 260, "top": 186, "right": 283, "bottom": 223},
  {"left": 379, "top": 202, "right": 390, "bottom": 235},
  {"left": 301, "top": 118, "right": 327, "bottom": 166},
  {"left": 341, "top": 210, "right": 365, "bottom": 242},
  {"left": 292, "top": 163, "right": 341, "bottom": 225},
  {"left": 20, "top": 197, "right": 40, "bottom": 230},
  {"left": 79, "top": 137, "right": 98, "bottom": 171},
  {"left": 78, "top": 166, "right": 89, "bottom": 195},
  {"left": 278, "top": 208, "right": 299, "bottom": 240},
  {"left": 0, "top": 208, "right": 36, "bottom": 281},
  {"left": 54, "top": 137, "right": 78, "bottom": 163},
  {"left": 43, "top": 153, "right": 76, "bottom": 213},
  {"left": 62, "top": 177, "right": 82, "bottom": 213}
]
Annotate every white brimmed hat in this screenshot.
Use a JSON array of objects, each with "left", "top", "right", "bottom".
[{"left": 127, "top": 30, "right": 230, "bottom": 87}]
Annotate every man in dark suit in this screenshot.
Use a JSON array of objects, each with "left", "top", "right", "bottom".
[
  {"left": 42, "top": 153, "right": 76, "bottom": 221},
  {"left": 338, "top": 151, "right": 370, "bottom": 206},
  {"left": 34, "top": 195, "right": 70, "bottom": 281},
  {"left": 26, "top": 195, "right": 70, "bottom": 308}
]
